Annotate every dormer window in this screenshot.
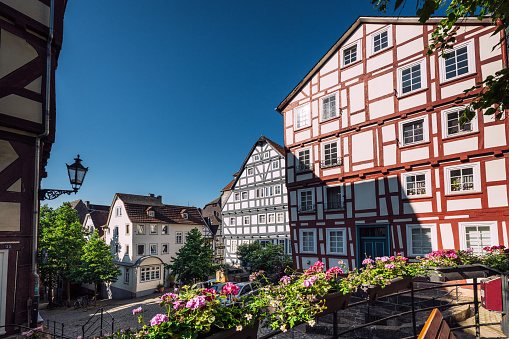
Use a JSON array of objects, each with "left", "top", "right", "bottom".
[
  {"left": 183, "top": 213, "right": 188, "bottom": 219},
  {"left": 148, "top": 210, "right": 155, "bottom": 217}
]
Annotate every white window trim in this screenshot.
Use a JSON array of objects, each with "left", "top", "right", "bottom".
[
  {"left": 323, "top": 184, "right": 344, "bottom": 210},
  {"left": 444, "top": 162, "right": 481, "bottom": 195},
  {"left": 397, "top": 59, "right": 427, "bottom": 97},
  {"left": 341, "top": 40, "right": 362, "bottom": 68},
  {"left": 401, "top": 169, "right": 432, "bottom": 199},
  {"left": 298, "top": 188, "right": 315, "bottom": 212},
  {"left": 459, "top": 221, "right": 499, "bottom": 251},
  {"left": 150, "top": 243, "right": 157, "bottom": 255},
  {"left": 296, "top": 146, "right": 313, "bottom": 173},
  {"left": 254, "top": 155, "right": 260, "bottom": 161},
  {"left": 258, "top": 214, "right": 266, "bottom": 224},
  {"left": 406, "top": 224, "right": 438, "bottom": 257},
  {"left": 162, "top": 225, "right": 169, "bottom": 235},
  {"left": 293, "top": 103, "right": 311, "bottom": 130},
  {"left": 116, "top": 207, "right": 122, "bottom": 217},
  {"left": 439, "top": 39, "right": 475, "bottom": 83},
  {"left": 248, "top": 168, "right": 254, "bottom": 175},
  {"left": 243, "top": 216, "right": 251, "bottom": 225},
  {"left": 299, "top": 229, "right": 317, "bottom": 254},
  {"left": 140, "top": 265, "right": 161, "bottom": 283},
  {"left": 125, "top": 223, "right": 130, "bottom": 235},
  {"left": 137, "top": 224, "right": 145, "bottom": 235},
  {"left": 441, "top": 105, "right": 478, "bottom": 139},
  {"left": 150, "top": 224, "right": 157, "bottom": 235},
  {"left": 272, "top": 161, "right": 279, "bottom": 169},
  {"left": 241, "top": 191, "right": 248, "bottom": 200},
  {"left": 398, "top": 115, "right": 429, "bottom": 147},
  {"left": 321, "top": 139, "right": 340, "bottom": 167},
  {"left": 230, "top": 217, "right": 236, "bottom": 226},
  {"left": 175, "top": 231, "right": 183, "bottom": 244},
  {"left": 276, "top": 212, "right": 284, "bottom": 223},
  {"left": 124, "top": 268, "right": 130, "bottom": 284},
  {"left": 274, "top": 184, "right": 281, "bottom": 195},
  {"left": 368, "top": 26, "right": 392, "bottom": 56},
  {"left": 234, "top": 193, "right": 240, "bottom": 201},
  {"left": 320, "top": 92, "right": 340, "bottom": 122},
  {"left": 265, "top": 151, "right": 270, "bottom": 158},
  {"left": 268, "top": 213, "right": 275, "bottom": 223},
  {"left": 326, "top": 228, "right": 347, "bottom": 255}
]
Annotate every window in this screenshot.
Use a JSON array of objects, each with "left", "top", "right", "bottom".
[
  {"left": 398, "top": 60, "right": 426, "bottom": 96},
  {"left": 274, "top": 185, "right": 281, "bottom": 195},
  {"left": 276, "top": 212, "right": 284, "bottom": 223},
  {"left": 254, "top": 155, "right": 260, "bottom": 161},
  {"left": 182, "top": 213, "right": 188, "bottom": 219},
  {"left": 148, "top": 210, "right": 155, "bottom": 217},
  {"left": 162, "top": 225, "right": 168, "bottom": 235},
  {"left": 116, "top": 207, "right": 122, "bottom": 217},
  {"left": 234, "top": 193, "right": 240, "bottom": 201},
  {"left": 372, "top": 29, "right": 389, "bottom": 53},
  {"left": 258, "top": 239, "right": 271, "bottom": 248},
  {"left": 124, "top": 268, "right": 130, "bottom": 284},
  {"left": 440, "top": 40, "right": 474, "bottom": 82},
  {"left": 442, "top": 107, "right": 476, "bottom": 138},
  {"left": 321, "top": 141, "right": 340, "bottom": 168},
  {"left": 268, "top": 213, "right": 275, "bottom": 223},
  {"left": 325, "top": 186, "right": 343, "bottom": 210},
  {"left": 150, "top": 224, "right": 157, "bottom": 234},
  {"left": 150, "top": 243, "right": 157, "bottom": 255},
  {"left": 445, "top": 163, "right": 480, "bottom": 195},
  {"left": 407, "top": 225, "right": 436, "bottom": 256},
  {"left": 115, "top": 244, "right": 119, "bottom": 253},
  {"left": 256, "top": 188, "right": 265, "bottom": 198},
  {"left": 113, "top": 226, "right": 119, "bottom": 237},
  {"left": 242, "top": 192, "right": 248, "bottom": 200},
  {"left": 343, "top": 45, "right": 357, "bottom": 66},
  {"left": 300, "top": 229, "right": 316, "bottom": 253},
  {"left": 137, "top": 244, "right": 145, "bottom": 256},
  {"left": 230, "top": 217, "right": 236, "bottom": 226},
  {"left": 321, "top": 93, "right": 339, "bottom": 121},
  {"left": 126, "top": 224, "right": 130, "bottom": 235},
  {"left": 184, "top": 231, "right": 189, "bottom": 241},
  {"left": 265, "top": 152, "right": 270, "bottom": 158},
  {"left": 296, "top": 148, "right": 312, "bottom": 172},
  {"left": 399, "top": 115, "right": 428, "bottom": 146},
  {"left": 176, "top": 232, "right": 183, "bottom": 244},
  {"left": 272, "top": 161, "right": 279, "bottom": 169},
  {"left": 126, "top": 245, "right": 129, "bottom": 255},
  {"left": 243, "top": 216, "right": 250, "bottom": 225},
  {"left": 326, "top": 228, "right": 347, "bottom": 255},
  {"left": 402, "top": 170, "right": 431, "bottom": 198},
  {"left": 298, "top": 189, "right": 315, "bottom": 212},
  {"left": 140, "top": 265, "right": 160, "bottom": 282},
  {"left": 460, "top": 222, "right": 498, "bottom": 254},
  {"left": 264, "top": 186, "right": 274, "bottom": 197},
  {"left": 137, "top": 224, "right": 145, "bottom": 235},
  {"left": 248, "top": 168, "right": 254, "bottom": 175},
  {"left": 294, "top": 103, "right": 311, "bottom": 129},
  {"left": 231, "top": 240, "right": 237, "bottom": 253},
  {"left": 259, "top": 214, "right": 266, "bottom": 223},
  {"left": 161, "top": 244, "right": 169, "bottom": 254}
]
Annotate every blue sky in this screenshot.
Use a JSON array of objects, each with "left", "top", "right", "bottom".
[{"left": 44, "top": 0, "right": 421, "bottom": 209}]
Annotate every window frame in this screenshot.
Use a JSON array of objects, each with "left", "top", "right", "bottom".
[
  {"left": 230, "top": 240, "right": 237, "bottom": 253},
  {"left": 175, "top": 231, "right": 183, "bottom": 244},
  {"left": 243, "top": 216, "right": 250, "bottom": 225},
  {"left": 148, "top": 210, "right": 155, "bottom": 217},
  {"left": 150, "top": 243, "right": 157, "bottom": 255},
  {"left": 230, "top": 217, "right": 236, "bottom": 226},
  {"left": 241, "top": 191, "right": 248, "bottom": 200},
  {"left": 268, "top": 213, "right": 275, "bottom": 223},
  {"left": 274, "top": 185, "right": 281, "bottom": 195},
  {"left": 341, "top": 40, "right": 362, "bottom": 68},
  {"left": 406, "top": 224, "right": 437, "bottom": 257},
  {"left": 137, "top": 224, "right": 145, "bottom": 235},
  {"left": 369, "top": 26, "right": 392, "bottom": 56},
  {"left": 137, "top": 244, "right": 145, "bottom": 256},
  {"left": 276, "top": 212, "right": 284, "bottom": 223},
  {"left": 439, "top": 40, "right": 475, "bottom": 83},
  {"left": 150, "top": 224, "right": 157, "bottom": 235},
  {"left": 140, "top": 265, "right": 161, "bottom": 283},
  {"left": 247, "top": 168, "right": 254, "bottom": 175},
  {"left": 299, "top": 229, "right": 317, "bottom": 254},
  {"left": 294, "top": 103, "right": 311, "bottom": 130},
  {"left": 296, "top": 147, "right": 313, "bottom": 173},
  {"left": 444, "top": 162, "right": 481, "bottom": 195},
  {"left": 258, "top": 214, "right": 266, "bottom": 224},
  {"left": 272, "top": 161, "right": 279, "bottom": 169},
  {"left": 234, "top": 193, "right": 240, "bottom": 201},
  {"left": 324, "top": 184, "right": 343, "bottom": 211},
  {"left": 398, "top": 115, "right": 429, "bottom": 147},
  {"left": 320, "top": 92, "right": 340, "bottom": 122},
  {"left": 125, "top": 224, "right": 130, "bottom": 235},
  {"left": 116, "top": 206, "right": 122, "bottom": 217},
  {"left": 161, "top": 225, "right": 169, "bottom": 235},
  {"left": 254, "top": 155, "right": 260, "bottom": 161},
  {"left": 459, "top": 221, "right": 498, "bottom": 253},
  {"left": 298, "top": 188, "right": 315, "bottom": 213},
  {"left": 441, "top": 106, "right": 478, "bottom": 139},
  {"left": 124, "top": 268, "right": 130, "bottom": 284},
  {"left": 401, "top": 170, "right": 432, "bottom": 199},
  {"left": 126, "top": 245, "right": 129, "bottom": 255},
  {"left": 321, "top": 139, "right": 341, "bottom": 169},
  {"left": 326, "top": 228, "right": 347, "bottom": 255},
  {"left": 397, "top": 59, "right": 427, "bottom": 97}
]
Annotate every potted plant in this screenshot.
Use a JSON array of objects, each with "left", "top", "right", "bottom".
[
  {"left": 352, "top": 253, "right": 426, "bottom": 300},
  {"left": 156, "top": 283, "right": 164, "bottom": 293},
  {"left": 106, "top": 283, "right": 258, "bottom": 339}
]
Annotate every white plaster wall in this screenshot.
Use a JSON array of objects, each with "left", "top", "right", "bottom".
[
  {"left": 484, "top": 124, "right": 506, "bottom": 148},
  {"left": 481, "top": 60, "right": 503, "bottom": 80},
  {"left": 354, "top": 180, "right": 377, "bottom": 210},
  {"left": 446, "top": 198, "right": 482, "bottom": 211},
  {"left": 321, "top": 53, "right": 338, "bottom": 74},
  {"left": 399, "top": 92, "right": 426, "bottom": 111},
  {"left": 400, "top": 147, "right": 429, "bottom": 163},
  {"left": 395, "top": 25, "right": 423, "bottom": 45},
  {"left": 397, "top": 38, "right": 423, "bottom": 60},
  {"left": 479, "top": 32, "right": 502, "bottom": 61},
  {"left": 369, "top": 97, "right": 394, "bottom": 119},
  {"left": 439, "top": 224, "right": 455, "bottom": 249},
  {"left": 349, "top": 83, "right": 365, "bottom": 112},
  {"left": 441, "top": 78, "right": 476, "bottom": 98},
  {"left": 350, "top": 112, "right": 366, "bottom": 125},
  {"left": 342, "top": 63, "right": 364, "bottom": 82},
  {"left": 351, "top": 130, "right": 374, "bottom": 163},
  {"left": 487, "top": 185, "right": 508, "bottom": 208},
  {"left": 321, "top": 120, "right": 340, "bottom": 134},
  {"left": 368, "top": 72, "right": 393, "bottom": 100},
  {"left": 367, "top": 51, "right": 393, "bottom": 72},
  {"left": 321, "top": 71, "right": 338, "bottom": 89},
  {"left": 485, "top": 158, "right": 506, "bottom": 182},
  {"left": 443, "top": 137, "right": 478, "bottom": 155},
  {"left": 403, "top": 201, "right": 433, "bottom": 214},
  {"left": 295, "top": 130, "right": 311, "bottom": 143},
  {"left": 382, "top": 124, "right": 396, "bottom": 142}
]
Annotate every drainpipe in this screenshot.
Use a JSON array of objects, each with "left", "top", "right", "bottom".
[{"left": 31, "top": 0, "right": 54, "bottom": 328}]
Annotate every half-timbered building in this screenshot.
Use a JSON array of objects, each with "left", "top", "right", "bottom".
[
  {"left": 221, "top": 136, "right": 290, "bottom": 265},
  {"left": 276, "top": 17, "right": 509, "bottom": 272},
  {"left": 0, "top": 0, "right": 67, "bottom": 333}
]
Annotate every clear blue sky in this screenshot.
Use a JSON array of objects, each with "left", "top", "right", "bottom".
[{"left": 44, "top": 0, "right": 422, "bottom": 209}]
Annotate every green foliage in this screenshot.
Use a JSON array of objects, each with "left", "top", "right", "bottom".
[
  {"left": 80, "top": 232, "right": 121, "bottom": 291},
  {"left": 236, "top": 242, "right": 293, "bottom": 283},
  {"left": 166, "top": 228, "right": 218, "bottom": 284},
  {"left": 371, "top": 0, "right": 509, "bottom": 121}
]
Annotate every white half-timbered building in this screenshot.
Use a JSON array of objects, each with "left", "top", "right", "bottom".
[
  {"left": 221, "top": 136, "right": 290, "bottom": 265},
  {"left": 276, "top": 17, "right": 509, "bottom": 272}
]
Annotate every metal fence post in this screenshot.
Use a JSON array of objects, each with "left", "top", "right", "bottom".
[
  {"left": 61, "top": 323, "right": 64, "bottom": 338},
  {"left": 100, "top": 308, "right": 103, "bottom": 337},
  {"left": 473, "top": 278, "right": 480, "bottom": 339}
]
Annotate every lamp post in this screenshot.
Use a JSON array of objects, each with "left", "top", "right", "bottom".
[{"left": 39, "top": 155, "right": 88, "bottom": 200}]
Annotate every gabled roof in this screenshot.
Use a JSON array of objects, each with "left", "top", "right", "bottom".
[
  {"left": 275, "top": 16, "right": 492, "bottom": 113},
  {"left": 123, "top": 203, "right": 205, "bottom": 225},
  {"left": 116, "top": 193, "right": 164, "bottom": 206},
  {"left": 70, "top": 199, "right": 90, "bottom": 225},
  {"left": 221, "top": 178, "right": 236, "bottom": 192},
  {"left": 89, "top": 210, "right": 109, "bottom": 228}
]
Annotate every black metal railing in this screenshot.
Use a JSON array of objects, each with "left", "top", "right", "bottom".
[
  {"left": 82, "top": 307, "right": 114, "bottom": 338},
  {"left": 0, "top": 323, "right": 74, "bottom": 339},
  {"left": 320, "top": 158, "right": 343, "bottom": 169},
  {"left": 298, "top": 204, "right": 315, "bottom": 212},
  {"left": 324, "top": 201, "right": 344, "bottom": 210}
]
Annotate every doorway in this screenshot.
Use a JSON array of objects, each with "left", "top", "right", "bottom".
[{"left": 356, "top": 225, "right": 390, "bottom": 268}]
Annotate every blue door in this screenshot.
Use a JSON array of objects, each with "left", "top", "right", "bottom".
[{"left": 357, "top": 226, "right": 390, "bottom": 268}]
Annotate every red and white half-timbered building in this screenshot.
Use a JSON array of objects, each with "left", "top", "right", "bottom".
[{"left": 276, "top": 16, "right": 509, "bottom": 272}]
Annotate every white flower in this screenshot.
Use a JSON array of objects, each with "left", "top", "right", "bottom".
[
  {"left": 280, "top": 324, "right": 287, "bottom": 332},
  {"left": 245, "top": 314, "right": 253, "bottom": 321},
  {"left": 309, "top": 320, "right": 316, "bottom": 327},
  {"left": 270, "top": 300, "right": 277, "bottom": 307},
  {"left": 236, "top": 325, "right": 243, "bottom": 332}
]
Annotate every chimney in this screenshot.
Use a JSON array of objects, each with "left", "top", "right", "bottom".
[
  {"left": 148, "top": 193, "right": 155, "bottom": 197},
  {"left": 85, "top": 201, "right": 90, "bottom": 208},
  {"left": 156, "top": 195, "right": 162, "bottom": 202}
]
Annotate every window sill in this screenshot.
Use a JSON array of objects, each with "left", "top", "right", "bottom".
[
  {"left": 327, "top": 252, "right": 348, "bottom": 256},
  {"left": 298, "top": 210, "right": 316, "bottom": 214},
  {"left": 398, "top": 87, "right": 427, "bottom": 100},
  {"left": 324, "top": 208, "right": 345, "bottom": 212},
  {"left": 369, "top": 45, "right": 393, "bottom": 58},
  {"left": 402, "top": 195, "right": 433, "bottom": 200},
  {"left": 320, "top": 115, "right": 341, "bottom": 124},
  {"left": 294, "top": 125, "right": 312, "bottom": 132},
  {"left": 440, "top": 71, "right": 477, "bottom": 86},
  {"left": 444, "top": 190, "right": 482, "bottom": 197},
  {"left": 443, "top": 130, "right": 479, "bottom": 141},
  {"left": 399, "top": 140, "right": 430, "bottom": 150},
  {"left": 341, "top": 59, "right": 362, "bottom": 70}
]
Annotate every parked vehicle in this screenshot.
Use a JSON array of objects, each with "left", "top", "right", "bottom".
[{"left": 221, "top": 282, "right": 258, "bottom": 306}]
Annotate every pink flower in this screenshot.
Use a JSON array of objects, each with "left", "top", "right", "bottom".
[
  {"left": 159, "top": 293, "right": 177, "bottom": 303},
  {"left": 172, "top": 299, "right": 184, "bottom": 310},
  {"left": 150, "top": 314, "right": 169, "bottom": 326},
  {"left": 280, "top": 276, "right": 291, "bottom": 284},
  {"left": 186, "top": 296, "right": 206, "bottom": 310},
  {"left": 385, "top": 264, "right": 396, "bottom": 269},
  {"left": 326, "top": 266, "right": 343, "bottom": 276},
  {"left": 302, "top": 276, "right": 319, "bottom": 287},
  {"left": 362, "top": 258, "right": 374, "bottom": 265},
  {"left": 221, "top": 283, "right": 240, "bottom": 296},
  {"left": 305, "top": 261, "right": 325, "bottom": 275},
  {"left": 132, "top": 307, "right": 143, "bottom": 315}
]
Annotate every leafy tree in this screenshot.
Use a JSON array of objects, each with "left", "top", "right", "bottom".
[
  {"left": 79, "top": 232, "right": 121, "bottom": 302},
  {"left": 372, "top": 0, "right": 508, "bottom": 122},
  {"left": 166, "top": 228, "right": 218, "bottom": 285},
  {"left": 237, "top": 242, "right": 293, "bottom": 283},
  {"left": 39, "top": 202, "right": 87, "bottom": 306}
]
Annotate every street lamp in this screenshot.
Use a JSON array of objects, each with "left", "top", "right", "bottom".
[{"left": 39, "top": 155, "right": 89, "bottom": 200}]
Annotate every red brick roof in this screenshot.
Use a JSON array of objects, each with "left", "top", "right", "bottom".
[
  {"left": 123, "top": 203, "right": 205, "bottom": 225},
  {"left": 264, "top": 136, "right": 285, "bottom": 156},
  {"left": 221, "top": 178, "right": 236, "bottom": 192}
]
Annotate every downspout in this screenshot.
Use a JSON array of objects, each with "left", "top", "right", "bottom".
[{"left": 31, "top": 0, "right": 54, "bottom": 327}]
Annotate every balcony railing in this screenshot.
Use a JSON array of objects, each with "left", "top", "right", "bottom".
[
  {"left": 324, "top": 201, "right": 344, "bottom": 210},
  {"left": 295, "top": 163, "right": 312, "bottom": 173},
  {"left": 320, "top": 157, "right": 343, "bottom": 169},
  {"left": 298, "top": 204, "right": 315, "bottom": 213}
]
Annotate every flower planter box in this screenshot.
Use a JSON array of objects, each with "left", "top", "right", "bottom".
[
  {"left": 198, "top": 321, "right": 259, "bottom": 339},
  {"left": 354, "top": 276, "right": 414, "bottom": 301},
  {"left": 428, "top": 264, "right": 500, "bottom": 282},
  {"left": 316, "top": 291, "right": 351, "bottom": 316}
]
